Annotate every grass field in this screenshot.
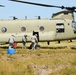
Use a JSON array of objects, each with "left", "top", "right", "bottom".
[{"left": 0, "top": 40, "right": 76, "bottom": 75}]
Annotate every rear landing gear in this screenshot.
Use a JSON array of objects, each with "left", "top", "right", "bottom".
[{"left": 58, "top": 40, "right": 60, "bottom": 43}]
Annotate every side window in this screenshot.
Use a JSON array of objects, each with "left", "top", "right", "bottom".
[
  {"left": 21, "top": 27, "right": 26, "bottom": 32},
  {"left": 39, "top": 26, "right": 44, "bottom": 31},
  {"left": 1, "top": 27, "right": 7, "bottom": 33},
  {"left": 56, "top": 23, "right": 64, "bottom": 33}
]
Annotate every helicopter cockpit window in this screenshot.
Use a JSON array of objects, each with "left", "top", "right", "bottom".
[
  {"left": 21, "top": 27, "right": 26, "bottom": 32},
  {"left": 56, "top": 23, "right": 64, "bottom": 33},
  {"left": 72, "top": 21, "right": 76, "bottom": 34},
  {"left": 72, "top": 21, "right": 76, "bottom": 29},
  {"left": 1, "top": 27, "right": 7, "bottom": 33},
  {"left": 39, "top": 26, "right": 44, "bottom": 31}
]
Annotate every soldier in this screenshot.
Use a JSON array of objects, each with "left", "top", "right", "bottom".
[
  {"left": 8, "top": 35, "right": 15, "bottom": 48},
  {"left": 22, "top": 35, "right": 27, "bottom": 49},
  {"left": 31, "top": 34, "right": 38, "bottom": 50}
]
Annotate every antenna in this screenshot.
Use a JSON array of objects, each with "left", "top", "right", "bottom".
[{"left": 35, "top": 16, "right": 41, "bottom": 19}]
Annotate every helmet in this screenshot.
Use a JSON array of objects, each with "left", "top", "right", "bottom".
[
  {"left": 24, "top": 35, "right": 27, "bottom": 37},
  {"left": 35, "top": 34, "right": 37, "bottom": 36}
]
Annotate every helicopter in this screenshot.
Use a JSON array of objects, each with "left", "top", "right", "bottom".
[{"left": 0, "top": 0, "right": 76, "bottom": 47}]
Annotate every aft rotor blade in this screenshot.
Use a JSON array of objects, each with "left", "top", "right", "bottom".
[{"left": 9, "top": 0, "right": 63, "bottom": 8}]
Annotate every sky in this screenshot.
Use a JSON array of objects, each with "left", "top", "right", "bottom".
[{"left": 0, "top": 0, "right": 76, "bottom": 20}]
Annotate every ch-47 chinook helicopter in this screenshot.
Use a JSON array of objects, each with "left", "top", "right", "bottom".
[{"left": 0, "top": 0, "right": 76, "bottom": 47}]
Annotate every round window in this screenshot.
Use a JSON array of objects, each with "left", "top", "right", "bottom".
[
  {"left": 21, "top": 27, "right": 26, "bottom": 32},
  {"left": 39, "top": 26, "right": 44, "bottom": 31},
  {"left": 1, "top": 27, "right": 7, "bottom": 33}
]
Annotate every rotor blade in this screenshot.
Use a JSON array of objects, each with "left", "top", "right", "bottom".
[
  {"left": 9, "top": 0, "right": 64, "bottom": 9},
  {"left": 9, "top": 0, "right": 76, "bottom": 12},
  {"left": 0, "top": 5, "right": 5, "bottom": 7}
]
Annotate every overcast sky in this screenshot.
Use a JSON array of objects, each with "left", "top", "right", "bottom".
[{"left": 0, "top": 0, "right": 76, "bottom": 20}]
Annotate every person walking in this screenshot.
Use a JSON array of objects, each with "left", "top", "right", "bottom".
[
  {"left": 31, "top": 34, "right": 38, "bottom": 50},
  {"left": 8, "top": 35, "right": 15, "bottom": 48},
  {"left": 22, "top": 35, "right": 27, "bottom": 49}
]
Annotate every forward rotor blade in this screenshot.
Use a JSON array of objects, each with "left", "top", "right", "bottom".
[
  {"left": 0, "top": 5, "right": 5, "bottom": 7},
  {"left": 9, "top": 0, "right": 76, "bottom": 12},
  {"left": 9, "top": 0, "right": 64, "bottom": 9}
]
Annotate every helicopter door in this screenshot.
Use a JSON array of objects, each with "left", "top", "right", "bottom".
[
  {"left": 33, "top": 31, "right": 39, "bottom": 41},
  {"left": 56, "top": 23, "right": 64, "bottom": 33}
]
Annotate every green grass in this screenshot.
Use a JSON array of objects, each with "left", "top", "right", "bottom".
[
  {"left": 0, "top": 48, "right": 75, "bottom": 75},
  {"left": 0, "top": 41, "right": 76, "bottom": 75}
]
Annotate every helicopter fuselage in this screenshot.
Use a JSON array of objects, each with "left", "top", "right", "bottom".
[{"left": 0, "top": 18, "right": 76, "bottom": 44}]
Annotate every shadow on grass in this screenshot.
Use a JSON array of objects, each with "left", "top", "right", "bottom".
[{"left": 0, "top": 46, "right": 69, "bottom": 50}]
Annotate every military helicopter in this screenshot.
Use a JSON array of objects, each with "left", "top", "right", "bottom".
[{"left": 0, "top": 0, "right": 76, "bottom": 46}]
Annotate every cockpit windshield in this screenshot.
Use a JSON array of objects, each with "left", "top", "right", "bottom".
[{"left": 72, "top": 21, "right": 76, "bottom": 29}]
